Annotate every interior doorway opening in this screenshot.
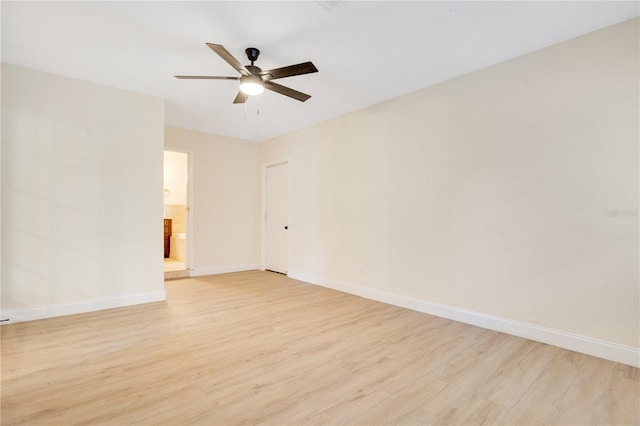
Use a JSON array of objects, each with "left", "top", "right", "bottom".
[{"left": 163, "top": 149, "right": 191, "bottom": 278}]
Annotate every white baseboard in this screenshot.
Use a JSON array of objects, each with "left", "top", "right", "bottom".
[
  {"left": 1, "top": 290, "right": 167, "bottom": 324},
  {"left": 288, "top": 271, "right": 640, "bottom": 368},
  {"left": 190, "top": 263, "right": 259, "bottom": 277}
]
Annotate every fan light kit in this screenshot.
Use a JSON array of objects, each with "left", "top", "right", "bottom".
[
  {"left": 239, "top": 75, "right": 264, "bottom": 96},
  {"left": 175, "top": 44, "right": 318, "bottom": 104}
]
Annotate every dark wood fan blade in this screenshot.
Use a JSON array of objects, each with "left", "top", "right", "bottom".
[
  {"left": 233, "top": 91, "right": 248, "bottom": 104},
  {"left": 206, "top": 43, "right": 249, "bottom": 76},
  {"left": 260, "top": 62, "right": 318, "bottom": 80},
  {"left": 174, "top": 75, "right": 239, "bottom": 80},
  {"left": 263, "top": 81, "right": 311, "bottom": 102}
]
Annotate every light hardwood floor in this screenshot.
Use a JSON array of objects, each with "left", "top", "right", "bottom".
[{"left": 2, "top": 271, "right": 639, "bottom": 425}]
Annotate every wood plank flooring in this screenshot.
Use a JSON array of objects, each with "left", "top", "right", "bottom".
[{"left": 2, "top": 270, "right": 639, "bottom": 425}]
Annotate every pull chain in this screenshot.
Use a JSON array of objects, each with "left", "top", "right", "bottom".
[{"left": 241, "top": 97, "right": 261, "bottom": 120}]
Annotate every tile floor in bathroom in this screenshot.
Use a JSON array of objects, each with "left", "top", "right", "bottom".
[{"left": 164, "top": 258, "right": 186, "bottom": 272}]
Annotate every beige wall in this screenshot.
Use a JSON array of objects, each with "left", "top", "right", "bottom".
[
  {"left": 165, "top": 126, "right": 260, "bottom": 274},
  {"left": 1, "top": 64, "right": 166, "bottom": 320},
  {"left": 164, "top": 205, "right": 187, "bottom": 234},
  {"left": 260, "top": 19, "right": 639, "bottom": 348},
  {"left": 164, "top": 151, "right": 188, "bottom": 206}
]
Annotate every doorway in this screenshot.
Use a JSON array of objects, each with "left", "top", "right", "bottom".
[
  {"left": 163, "top": 149, "right": 191, "bottom": 278},
  {"left": 264, "top": 162, "right": 289, "bottom": 274}
]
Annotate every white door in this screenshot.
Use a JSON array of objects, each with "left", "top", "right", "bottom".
[{"left": 265, "top": 163, "right": 288, "bottom": 274}]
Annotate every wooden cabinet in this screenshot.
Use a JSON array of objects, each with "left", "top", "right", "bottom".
[{"left": 164, "top": 218, "right": 172, "bottom": 258}]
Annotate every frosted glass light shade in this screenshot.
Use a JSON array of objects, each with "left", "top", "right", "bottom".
[{"left": 239, "top": 76, "right": 264, "bottom": 96}]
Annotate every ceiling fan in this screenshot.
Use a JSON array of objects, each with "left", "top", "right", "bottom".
[{"left": 175, "top": 43, "right": 318, "bottom": 104}]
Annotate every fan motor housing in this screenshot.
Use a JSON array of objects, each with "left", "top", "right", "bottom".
[{"left": 246, "top": 65, "right": 262, "bottom": 75}]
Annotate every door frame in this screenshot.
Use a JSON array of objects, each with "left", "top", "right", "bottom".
[
  {"left": 164, "top": 147, "right": 194, "bottom": 273},
  {"left": 261, "top": 160, "right": 289, "bottom": 273}
]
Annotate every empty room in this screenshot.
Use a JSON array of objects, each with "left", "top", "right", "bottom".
[{"left": 1, "top": 1, "right": 638, "bottom": 425}]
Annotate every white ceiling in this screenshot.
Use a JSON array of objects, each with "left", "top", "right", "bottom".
[{"left": 2, "top": 1, "right": 638, "bottom": 142}]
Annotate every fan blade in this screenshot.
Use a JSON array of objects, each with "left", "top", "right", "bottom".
[
  {"left": 233, "top": 91, "right": 248, "bottom": 104},
  {"left": 263, "top": 81, "right": 311, "bottom": 102},
  {"left": 174, "top": 75, "right": 239, "bottom": 80},
  {"left": 206, "top": 43, "right": 249, "bottom": 76},
  {"left": 261, "top": 62, "right": 318, "bottom": 80}
]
